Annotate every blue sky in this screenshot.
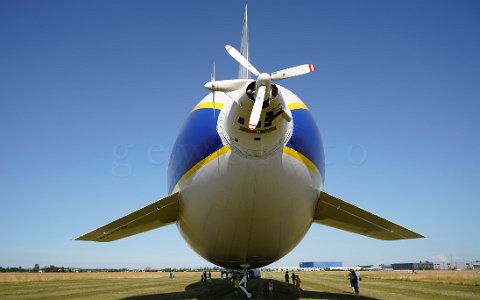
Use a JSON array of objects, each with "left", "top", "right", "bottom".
[{"left": 1, "top": 0, "right": 479, "bottom": 269}]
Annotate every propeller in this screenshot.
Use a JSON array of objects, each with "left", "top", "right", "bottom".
[{"left": 225, "top": 44, "right": 315, "bottom": 130}]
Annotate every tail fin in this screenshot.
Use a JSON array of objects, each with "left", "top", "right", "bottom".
[
  {"left": 76, "top": 192, "right": 179, "bottom": 242},
  {"left": 314, "top": 191, "right": 425, "bottom": 240},
  {"left": 238, "top": 4, "right": 250, "bottom": 79}
]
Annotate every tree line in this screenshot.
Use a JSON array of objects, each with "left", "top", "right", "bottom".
[{"left": 0, "top": 264, "right": 225, "bottom": 273}]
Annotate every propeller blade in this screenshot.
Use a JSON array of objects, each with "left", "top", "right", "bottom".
[
  {"left": 204, "top": 79, "right": 250, "bottom": 92},
  {"left": 271, "top": 64, "right": 315, "bottom": 81},
  {"left": 249, "top": 85, "right": 266, "bottom": 131},
  {"left": 225, "top": 44, "right": 260, "bottom": 77}
]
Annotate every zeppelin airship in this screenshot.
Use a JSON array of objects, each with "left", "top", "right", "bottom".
[{"left": 77, "top": 6, "right": 423, "bottom": 298}]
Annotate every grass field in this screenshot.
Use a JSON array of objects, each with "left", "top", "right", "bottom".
[{"left": 0, "top": 270, "right": 479, "bottom": 299}]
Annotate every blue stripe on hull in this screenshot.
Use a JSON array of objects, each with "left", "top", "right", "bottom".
[
  {"left": 287, "top": 109, "right": 325, "bottom": 181},
  {"left": 167, "top": 109, "right": 222, "bottom": 193},
  {"left": 168, "top": 106, "right": 325, "bottom": 193}
]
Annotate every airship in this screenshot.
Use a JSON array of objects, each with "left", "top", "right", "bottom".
[{"left": 77, "top": 6, "right": 423, "bottom": 298}]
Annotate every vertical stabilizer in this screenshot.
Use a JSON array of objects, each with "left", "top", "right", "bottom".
[{"left": 238, "top": 4, "right": 250, "bottom": 79}]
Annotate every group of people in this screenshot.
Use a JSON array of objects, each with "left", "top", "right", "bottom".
[
  {"left": 266, "top": 271, "right": 300, "bottom": 298},
  {"left": 284, "top": 271, "right": 302, "bottom": 290},
  {"left": 200, "top": 271, "right": 212, "bottom": 284},
  {"left": 284, "top": 269, "right": 360, "bottom": 297},
  {"left": 198, "top": 269, "right": 360, "bottom": 297}
]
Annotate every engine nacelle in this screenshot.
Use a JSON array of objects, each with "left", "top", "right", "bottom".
[{"left": 218, "top": 83, "right": 293, "bottom": 158}]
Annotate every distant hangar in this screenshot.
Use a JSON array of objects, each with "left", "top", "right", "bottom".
[
  {"left": 299, "top": 261, "right": 343, "bottom": 269},
  {"left": 391, "top": 262, "right": 434, "bottom": 270}
]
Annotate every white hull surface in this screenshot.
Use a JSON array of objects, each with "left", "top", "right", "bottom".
[{"left": 177, "top": 149, "right": 323, "bottom": 269}]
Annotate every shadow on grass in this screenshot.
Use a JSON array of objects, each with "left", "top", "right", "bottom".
[{"left": 124, "top": 278, "right": 378, "bottom": 300}]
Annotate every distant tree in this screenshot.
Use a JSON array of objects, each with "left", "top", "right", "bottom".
[
  {"left": 43, "top": 265, "right": 58, "bottom": 272},
  {"left": 32, "top": 264, "right": 40, "bottom": 272}
]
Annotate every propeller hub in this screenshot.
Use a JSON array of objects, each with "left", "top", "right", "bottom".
[{"left": 257, "top": 73, "right": 271, "bottom": 85}]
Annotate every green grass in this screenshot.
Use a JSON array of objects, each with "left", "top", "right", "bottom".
[{"left": 0, "top": 271, "right": 479, "bottom": 299}]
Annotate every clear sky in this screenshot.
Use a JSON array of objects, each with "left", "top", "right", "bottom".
[{"left": 1, "top": 0, "right": 479, "bottom": 269}]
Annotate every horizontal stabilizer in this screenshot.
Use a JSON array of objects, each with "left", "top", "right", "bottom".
[
  {"left": 76, "top": 192, "right": 179, "bottom": 242},
  {"left": 314, "top": 191, "right": 424, "bottom": 240}
]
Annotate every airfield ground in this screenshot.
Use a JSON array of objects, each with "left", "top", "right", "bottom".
[{"left": 0, "top": 270, "right": 479, "bottom": 299}]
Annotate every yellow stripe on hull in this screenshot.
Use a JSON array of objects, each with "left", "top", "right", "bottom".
[
  {"left": 173, "top": 145, "right": 231, "bottom": 193},
  {"left": 192, "top": 102, "right": 224, "bottom": 111},
  {"left": 287, "top": 102, "right": 308, "bottom": 110},
  {"left": 282, "top": 146, "right": 319, "bottom": 174},
  {"left": 173, "top": 144, "right": 319, "bottom": 193},
  {"left": 193, "top": 102, "right": 306, "bottom": 111}
]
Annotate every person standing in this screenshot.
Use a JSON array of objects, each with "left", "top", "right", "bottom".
[
  {"left": 348, "top": 269, "right": 360, "bottom": 297},
  {"left": 295, "top": 275, "right": 302, "bottom": 295},
  {"left": 285, "top": 270, "right": 290, "bottom": 284},
  {"left": 291, "top": 272, "right": 296, "bottom": 285},
  {"left": 268, "top": 279, "right": 274, "bottom": 297},
  {"left": 234, "top": 275, "right": 240, "bottom": 294}
]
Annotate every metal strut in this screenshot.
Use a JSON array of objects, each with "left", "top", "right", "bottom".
[{"left": 239, "top": 269, "right": 252, "bottom": 298}]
